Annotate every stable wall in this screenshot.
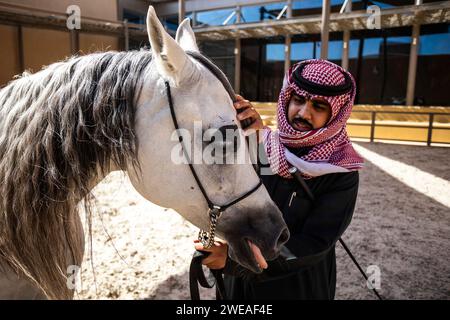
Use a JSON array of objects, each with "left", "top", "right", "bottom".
[{"left": 0, "top": 25, "right": 20, "bottom": 86}]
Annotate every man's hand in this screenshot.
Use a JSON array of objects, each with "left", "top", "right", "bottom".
[
  {"left": 194, "top": 239, "right": 228, "bottom": 270},
  {"left": 234, "top": 95, "right": 264, "bottom": 137}
]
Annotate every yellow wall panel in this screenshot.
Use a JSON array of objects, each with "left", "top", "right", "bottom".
[
  {"left": 431, "top": 129, "right": 450, "bottom": 144},
  {"left": 374, "top": 126, "right": 429, "bottom": 142},
  {"left": 347, "top": 125, "right": 371, "bottom": 139}
]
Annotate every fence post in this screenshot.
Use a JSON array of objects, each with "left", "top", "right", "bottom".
[
  {"left": 370, "top": 111, "right": 376, "bottom": 142},
  {"left": 427, "top": 113, "right": 434, "bottom": 146}
]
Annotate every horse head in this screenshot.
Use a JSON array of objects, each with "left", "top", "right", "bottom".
[{"left": 127, "top": 7, "right": 289, "bottom": 273}]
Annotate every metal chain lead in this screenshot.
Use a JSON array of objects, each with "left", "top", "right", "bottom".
[{"left": 198, "top": 206, "right": 222, "bottom": 249}]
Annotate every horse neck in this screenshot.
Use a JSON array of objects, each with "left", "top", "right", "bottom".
[{"left": 80, "top": 161, "right": 120, "bottom": 201}]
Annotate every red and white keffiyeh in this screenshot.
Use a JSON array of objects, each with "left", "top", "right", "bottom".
[{"left": 263, "top": 59, "right": 364, "bottom": 179}]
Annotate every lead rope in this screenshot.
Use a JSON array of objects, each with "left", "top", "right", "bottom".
[
  {"left": 338, "top": 238, "right": 383, "bottom": 300},
  {"left": 288, "top": 167, "right": 383, "bottom": 300}
]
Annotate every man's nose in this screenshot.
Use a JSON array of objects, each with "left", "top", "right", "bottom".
[{"left": 299, "top": 101, "right": 313, "bottom": 121}]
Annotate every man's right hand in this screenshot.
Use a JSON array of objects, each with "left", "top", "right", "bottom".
[
  {"left": 234, "top": 95, "right": 264, "bottom": 136},
  {"left": 194, "top": 239, "right": 228, "bottom": 270}
]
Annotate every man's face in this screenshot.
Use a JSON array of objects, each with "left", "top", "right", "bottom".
[{"left": 287, "top": 93, "right": 332, "bottom": 131}]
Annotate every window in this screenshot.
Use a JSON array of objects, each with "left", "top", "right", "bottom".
[{"left": 123, "top": 9, "right": 145, "bottom": 25}]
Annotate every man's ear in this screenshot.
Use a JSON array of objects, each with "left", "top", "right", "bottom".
[
  {"left": 146, "top": 6, "right": 192, "bottom": 85},
  {"left": 175, "top": 18, "right": 200, "bottom": 53}
]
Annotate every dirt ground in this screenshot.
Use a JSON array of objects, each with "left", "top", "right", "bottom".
[{"left": 76, "top": 141, "right": 450, "bottom": 300}]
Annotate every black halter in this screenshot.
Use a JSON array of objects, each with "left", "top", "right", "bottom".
[{"left": 164, "top": 51, "right": 262, "bottom": 250}]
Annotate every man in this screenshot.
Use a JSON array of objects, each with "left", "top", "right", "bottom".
[{"left": 195, "top": 59, "right": 364, "bottom": 300}]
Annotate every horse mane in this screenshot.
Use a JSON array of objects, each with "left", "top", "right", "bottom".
[{"left": 0, "top": 50, "right": 152, "bottom": 299}]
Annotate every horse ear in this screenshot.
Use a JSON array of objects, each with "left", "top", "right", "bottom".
[
  {"left": 175, "top": 18, "right": 200, "bottom": 53},
  {"left": 146, "top": 6, "right": 191, "bottom": 85}
]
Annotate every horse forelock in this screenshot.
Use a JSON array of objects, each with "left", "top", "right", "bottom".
[{"left": 0, "top": 49, "right": 152, "bottom": 299}]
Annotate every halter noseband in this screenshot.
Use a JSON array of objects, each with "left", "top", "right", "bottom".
[{"left": 164, "top": 51, "right": 262, "bottom": 249}]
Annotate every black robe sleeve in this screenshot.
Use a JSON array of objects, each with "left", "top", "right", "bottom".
[{"left": 222, "top": 171, "right": 359, "bottom": 282}]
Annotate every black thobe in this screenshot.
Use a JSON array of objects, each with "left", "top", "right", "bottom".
[{"left": 222, "top": 169, "right": 359, "bottom": 300}]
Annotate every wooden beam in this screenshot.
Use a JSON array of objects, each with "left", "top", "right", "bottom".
[
  {"left": 193, "top": 1, "right": 450, "bottom": 40},
  {"left": 154, "top": 0, "right": 283, "bottom": 17}
]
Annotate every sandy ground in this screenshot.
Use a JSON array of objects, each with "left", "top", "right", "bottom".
[{"left": 76, "top": 141, "right": 450, "bottom": 300}]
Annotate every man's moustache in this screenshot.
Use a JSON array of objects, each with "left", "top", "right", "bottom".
[{"left": 294, "top": 117, "right": 312, "bottom": 128}]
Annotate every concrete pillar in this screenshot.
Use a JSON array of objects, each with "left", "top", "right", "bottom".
[
  {"left": 178, "top": 0, "right": 185, "bottom": 25},
  {"left": 406, "top": 0, "right": 423, "bottom": 106},
  {"left": 284, "top": 0, "right": 293, "bottom": 72},
  {"left": 285, "top": 36, "right": 291, "bottom": 73},
  {"left": 320, "top": 0, "right": 331, "bottom": 59},
  {"left": 192, "top": 11, "right": 197, "bottom": 27},
  {"left": 342, "top": 0, "right": 352, "bottom": 70},
  {"left": 286, "top": 0, "right": 293, "bottom": 18}
]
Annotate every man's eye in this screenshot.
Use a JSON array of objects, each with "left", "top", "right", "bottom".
[
  {"left": 313, "top": 103, "right": 323, "bottom": 109},
  {"left": 313, "top": 102, "right": 328, "bottom": 110},
  {"left": 294, "top": 96, "right": 305, "bottom": 104}
]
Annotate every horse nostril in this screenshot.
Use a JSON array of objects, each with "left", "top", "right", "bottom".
[{"left": 277, "top": 227, "right": 290, "bottom": 247}]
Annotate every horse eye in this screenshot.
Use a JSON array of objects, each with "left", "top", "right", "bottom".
[
  {"left": 206, "top": 125, "right": 240, "bottom": 154},
  {"left": 213, "top": 133, "right": 238, "bottom": 152},
  {"left": 227, "top": 135, "right": 239, "bottom": 152}
]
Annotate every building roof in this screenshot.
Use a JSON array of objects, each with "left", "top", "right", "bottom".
[{"left": 192, "top": 1, "right": 450, "bottom": 41}]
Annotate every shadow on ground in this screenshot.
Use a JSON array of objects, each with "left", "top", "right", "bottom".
[{"left": 150, "top": 143, "right": 450, "bottom": 300}]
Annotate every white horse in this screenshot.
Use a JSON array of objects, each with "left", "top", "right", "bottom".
[{"left": 0, "top": 7, "right": 288, "bottom": 299}]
